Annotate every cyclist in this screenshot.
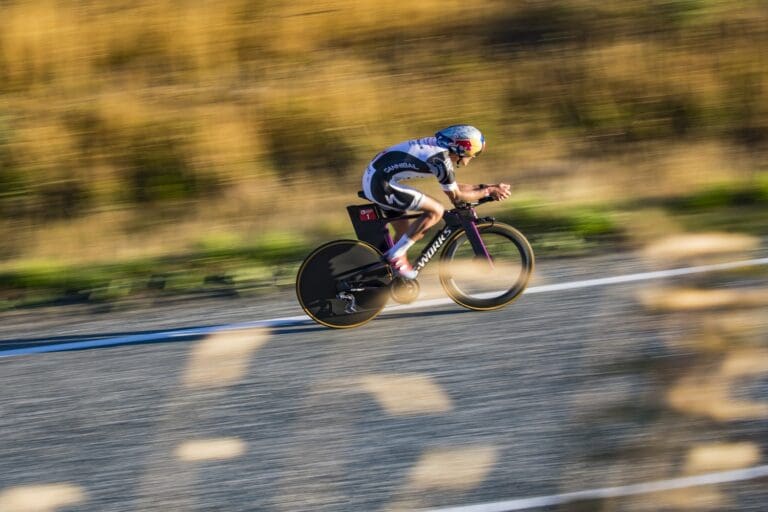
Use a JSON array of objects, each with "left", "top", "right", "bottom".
[{"left": 361, "top": 124, "right": 511, "bottom": 279}]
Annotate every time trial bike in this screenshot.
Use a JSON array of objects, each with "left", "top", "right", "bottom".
[{"left": 295, "top": 192, "right": 534, "bottom": 328}]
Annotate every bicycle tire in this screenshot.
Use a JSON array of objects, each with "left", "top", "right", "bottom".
[
  {"left": 439, "top": 223, "right": 534, "bottom": 311},
  {"left": 296, "top": 239, "right": 392, "bottom": 328}
]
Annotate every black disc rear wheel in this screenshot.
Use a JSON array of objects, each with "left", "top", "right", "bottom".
[{"left": 296, "top": 240, "right": 392, "bottom": 328}]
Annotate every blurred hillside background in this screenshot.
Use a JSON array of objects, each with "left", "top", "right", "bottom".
[{"left": 1, "top": 0, "right": 767, "bottom": 305}]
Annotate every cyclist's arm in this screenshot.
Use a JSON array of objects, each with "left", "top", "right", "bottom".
[
  {"left": 445, "top": 183, "right": 511, "bottom": 203},
  {"left": 426, "top": 151, "right": 511, "bottom": 203}
]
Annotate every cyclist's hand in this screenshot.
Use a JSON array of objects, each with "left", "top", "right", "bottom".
[{"left": 489, "top": 183, "right": 511, "bottom": 200}]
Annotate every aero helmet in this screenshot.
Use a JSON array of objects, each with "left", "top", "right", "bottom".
[{"left": 435, "top": 125, "right": 485, "bottom": 158}]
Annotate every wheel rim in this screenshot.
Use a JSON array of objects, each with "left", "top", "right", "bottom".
[
  {"left": 296, "top": 240, "right": 391, "bottom": 328},
  {"left": 440, "top": 229, "right": 530, "bottom": 305}
]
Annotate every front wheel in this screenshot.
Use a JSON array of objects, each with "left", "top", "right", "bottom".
[{"left": 439, "top": 223, "right": 534, "bottom": 310}]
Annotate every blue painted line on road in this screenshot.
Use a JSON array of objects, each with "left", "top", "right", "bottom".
[
  {"left": 1, "top": 257, "right": 766, "bottom": 358},
  {"left": 0, "top": 328, "right": 205, "bottom": 357},
  {"left": 0, "top": 315, "right": 311, "bottom": 357}
]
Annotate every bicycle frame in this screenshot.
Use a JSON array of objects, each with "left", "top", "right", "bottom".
[
  {"left": 299, "top": 198, "right": 533, "bottom": 327},
  {"left": 410, "top": 207, "right": 494, "bottom": 272},
  {"left": 346, "top": 200, "right": 495, "bottom": 275}
]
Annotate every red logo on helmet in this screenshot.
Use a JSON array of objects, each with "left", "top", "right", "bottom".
[{"left": 455, "top": 139, "right": 473, "bottom": 154}]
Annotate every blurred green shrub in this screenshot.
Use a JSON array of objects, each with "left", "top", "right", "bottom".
[
  {"left": 0, "top": 118, "right": 25, "bottom": 213},
  {"left": 33, "top": 179, "right": 91, "bottom": 219},
  {"left": 556, "top": 94, "right": 701, "bottom": 147},
  {"left": 646, "top": 0, "right": 707, "bottom": 29},
  {"left": 119, "top": 124, "right": 221, "bottom": 203},
  {"left": 61, "top": 108, "right": 110, "bottom": 158},
  {"left": 101, "top": 29, "right": 170, "bottom": 75},
  {"left": 2, "top": 116, "right": 90, "bottom": 219},
  {"left": 499, "top": 201, "right": 622, "bottom": 243},
  {"left": 486, "top": 2, "right": 591, "bottom": 48},
  {"left": 266, "top": 109, "right": 359, "bottom": 179},
  {"left": 670, "top": 179, "right": 768, "bottom": 210},
  {"left": 0, "top": 260, "right": 110, "bottom": 295},
  {"left": 722, "top": 71, "right": 768, "bottom": 149},
  {"left": 193, "top": 231, "right": 311, "bottom": 264}
]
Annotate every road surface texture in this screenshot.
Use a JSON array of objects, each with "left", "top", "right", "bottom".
[{"left": 1, "top": 250, "right": 767, "bottom": 511}]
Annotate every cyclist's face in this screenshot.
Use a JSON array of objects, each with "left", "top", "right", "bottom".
[{"left": 450, "top": 154, "right": 473, "bottom": 167}]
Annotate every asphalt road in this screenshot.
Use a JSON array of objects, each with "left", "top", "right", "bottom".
[{"left": 1, "top": 252, "right": 767, "bottom": 511}]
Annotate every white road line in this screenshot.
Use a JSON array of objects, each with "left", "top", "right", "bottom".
[
  {"left": 422, "top": 465, "right": 768, "bottom": 512},
  {"left": 384, "top": 256, "right": 768, "bottom": 314},
  {"left": 1, "top": 256, "right": 767, "bottom": 357},
  {"left": 524, "top": 256, "right": 768, "bottom": 294}
]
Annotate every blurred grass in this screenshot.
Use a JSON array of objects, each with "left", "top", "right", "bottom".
[
  {"left": 1, "top": 0, "right": 768, "bottom": 306},
  {"left": 0, "top": 231, "right": 312, "bottom": 308},
  {"left": 2, "top": 179, "right": 766, "bottom": 308}
]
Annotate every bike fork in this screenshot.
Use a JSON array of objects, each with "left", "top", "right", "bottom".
[{"left": 464, "top": 220, "right": 494, "bottom": 268}]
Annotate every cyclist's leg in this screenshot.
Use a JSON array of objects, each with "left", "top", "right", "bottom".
[
  {"left": 389, "top": 217, "right": 410, "bottom": 242},
  {"left": 362, "top": 175, "right": 419, "bottom": 244},
  {"left": 386, "top": 194, "right": 443, "bottom": 262},
  {"left": 362, "top": 175, "right": 443, "bottom": 277},
  {"left": 382, "top": 184, "right": 443, "bottom": 251},
  {"left": 362, "top": 167, "right": 410, "bottom": 216},
  {"left": 401, "top": 194, "right": 444, "bottom": 242}
]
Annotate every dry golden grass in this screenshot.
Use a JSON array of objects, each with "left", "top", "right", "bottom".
[{"left": 1, "top": 0, "right": 767, "bottom": 266}]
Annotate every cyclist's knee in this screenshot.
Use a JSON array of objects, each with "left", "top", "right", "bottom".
[
  {"left": 419, "top": 196, "right": 444, "bottom": 221},
  {"left": 427, "top": 204, "right": 444, "bottom": 222},
  {"left": 419, "top": 207, "right": 443, "bottom": 229}
]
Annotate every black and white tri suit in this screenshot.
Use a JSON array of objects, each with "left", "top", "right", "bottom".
[{"left": 362, "top": 136, "right": 458, "bottom": 212}]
